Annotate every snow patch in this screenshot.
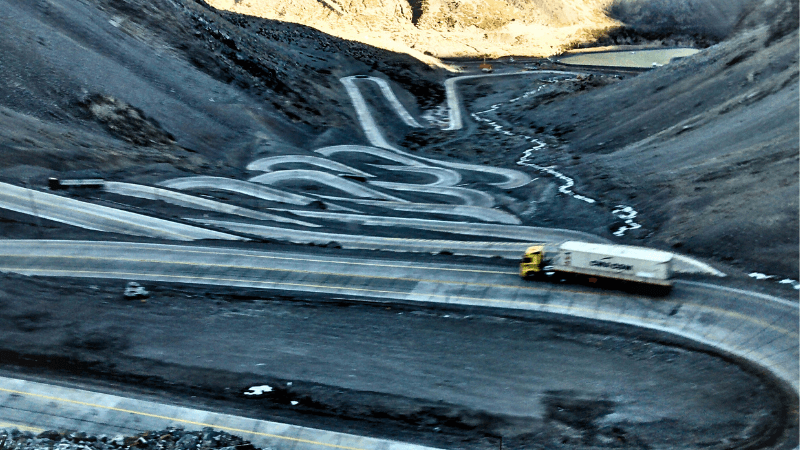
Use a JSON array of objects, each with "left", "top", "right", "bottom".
[
  {"left": 749, "top": 272, "right": 774, "bottom": 280},
  {"left": 611, "top": 205, "right": 641, "bottom": 237},
  {"left": 244, "top": 385, "right": 273, "bottom": 395},
  {"left": 749, "top": 274, "right": 800, "bottom": 290}
]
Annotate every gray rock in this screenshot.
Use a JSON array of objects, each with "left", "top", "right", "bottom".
[
  {"left": 38, "top": 431, "right": 63, "bottom": 441},
  {"left": 175, "top": 434, "right": 199, "bottom": 450}
]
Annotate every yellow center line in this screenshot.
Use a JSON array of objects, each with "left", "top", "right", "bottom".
[
  {"left": 0, "top": 421, "right": 45, "bottom": 433},
  {"left": 0, "top": 387, "right": 366, "bottom": 450},
  {"left": 2, "top": 266, "right": 796, "bottom": 339}
]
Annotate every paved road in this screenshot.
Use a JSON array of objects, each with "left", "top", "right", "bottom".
[
  {"left": 313, "top": 198, "right": 521, "bottom": 224},
  {"left": 341, "top": 76, "right": 423, "bottom": 128},
  {"left": 367, "top": 165, "right": 461, "bottom": 186},
  {"left": 442, "top": 70, "right": 582, "bottom": 131},
  {"left": 249, "top": 170, "right": 408, "bottom": 202},
  {"left": 0, "top": 182, "right": 243, "bottom": 241},
  {"left": 104, "top": 182, "right": 318, "bottom": 227},
  {"left": 0, "top": 240, "right": 795, "bottom": 392},
  {"left": 160, "top": 176, "right": 316, "bottom": 206},
  {"left": 334, "top": 80, "right": 534, "bottom": 189},
  {"left": 0, "top": 376, "right": 434, "bottom": 450},
  {"left": 367, "top": 181, "right": 496, "bottom": 207},
  {"left": 317, "top": 144, "right": 532, "bottom": 190},
  {"left": 0, "top": 182, "right": 716, "bottom": 272},
  {"left": 246, "top": 155, "right": 375, "bottom": 178},
  {"left": 186, "top": 218, "right": 527, "bottom": 258}
]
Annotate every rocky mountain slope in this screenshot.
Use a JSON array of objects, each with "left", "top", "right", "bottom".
[
  {"left": 0, "top": 0, "right": 443, "bottom": 179},
  {"left": 206, "top": 0, "right": 619, "bottom": 59}
]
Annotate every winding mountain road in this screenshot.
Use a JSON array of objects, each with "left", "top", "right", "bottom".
[
  {"left": 0, "top": 240, "right": 795, "bottom": 393},
  {"left": 0, "top": 62, "right": 795, "bottom": 450}
]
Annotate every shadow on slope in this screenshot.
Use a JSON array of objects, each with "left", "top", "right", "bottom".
[{"left": 0, "top": 0, "right": 444, "bottom": 177}]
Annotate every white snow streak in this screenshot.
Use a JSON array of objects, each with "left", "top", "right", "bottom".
[
  {"left": 750, "top": 274, "right": 800, "bottom": 290},
  {"left": 749, "top": 272, "right": 774, "bottom": 280},
  {"left": 244, "top": 385, "right": 273, "bottom": 395},
  {"left": 611, "top": 206, "right": 641, "bottom": 237}
]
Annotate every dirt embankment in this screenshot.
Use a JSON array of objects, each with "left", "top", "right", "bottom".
[{"left": 503, "top": 0, "right": 799, "bottom": 276}]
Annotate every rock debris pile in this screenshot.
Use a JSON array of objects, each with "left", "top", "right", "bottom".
[{"left": 0, "top": 428, "right": 264, "bottom": 450}]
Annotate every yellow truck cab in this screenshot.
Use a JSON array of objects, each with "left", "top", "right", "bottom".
[{"left": 520, "top": 244, "right": 545, "bottom": 277}]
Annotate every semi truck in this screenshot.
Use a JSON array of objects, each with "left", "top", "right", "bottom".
[{"left": 520, "top": 241, "right": 673, "bottom": 289}]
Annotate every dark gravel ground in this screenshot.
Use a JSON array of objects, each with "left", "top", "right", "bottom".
[
  {"left": 0, "top": 273, "right": 796, "bottom": 449},
  {"left": 0, "top": 0, "right": 797, "bottom": 447}
]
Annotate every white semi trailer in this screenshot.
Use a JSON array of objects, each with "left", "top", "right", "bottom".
[{"left": 520, "top": 241, "right": 673, "bottom": 289}]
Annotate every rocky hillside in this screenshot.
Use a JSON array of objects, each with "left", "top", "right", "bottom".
[
  {"left": 503, "top": 0, "right": 799, "bottom": 276},
  {"left": 0, "top": 0, "right": 443, "bottom": 178},
  {"left": 206, "top": 0, "right": 619, "bottom": 59}
]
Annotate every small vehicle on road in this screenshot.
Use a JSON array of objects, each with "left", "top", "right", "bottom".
[{"left": 479, "top": 57, "right": 493, "bottom": 73}]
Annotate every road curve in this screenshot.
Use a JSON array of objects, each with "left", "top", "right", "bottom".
[
  {"left": 342, "top": 76, "right": 423, "bottom": 128},
  {"left": 368, "top": 165, "right": 461, "bottom": 186},
  {"left": 443, "top": 70, "right": 582, "bottom": 131},
  {"left": 316, "top": 145, "right": 426, "bottom": 167},
  {"left": 340, "top": 77, "right": 400, "bottom": 150},
  {"left": 104, "top": 182, "right": 318, "bottom": 227},
  {"left": 246, "top": 155, "right": 375, "bottom": 178},
  {"left": 367, "top": 181, "right": 496, "bottom": 208},
  {"left": 337, "top": 77, "right": 533, "bottom": 189},
  {"left": 0, "top": 240, "right": 795, "bottom": 393},
  {"left": 160, "top": 176, "right": 316, "bottom": 206},
  {"left": 249, "top": 170, "right": 408, "bottom": 202},
  {"left": 317, "top": 145, "right": 531, "bottom": 190}
]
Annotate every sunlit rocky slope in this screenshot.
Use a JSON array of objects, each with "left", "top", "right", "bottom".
[{"left": 207, "top": 0, "right": 619, "bottom": 60}]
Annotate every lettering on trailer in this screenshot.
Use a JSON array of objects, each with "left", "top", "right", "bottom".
[{"left": 590, "top": 260, "right": 633, "bottom": 271}]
